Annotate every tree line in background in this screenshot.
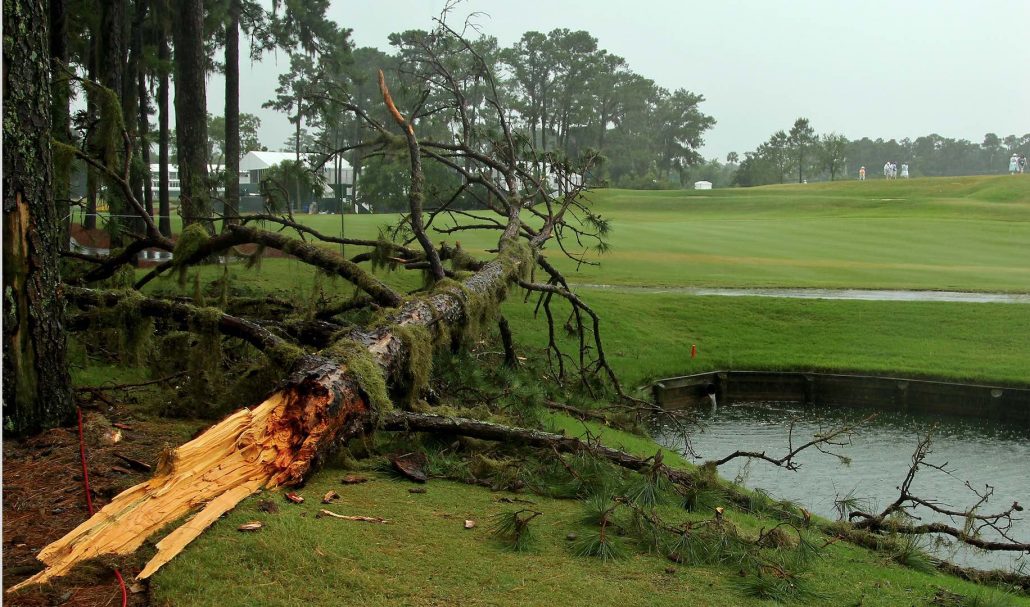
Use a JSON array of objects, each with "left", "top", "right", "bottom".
[
  {"left": 729, "top": 121, "right": 1030, "bottom": 188},
  {"left": 48, "top": 0, "right": 721, "bottom": 222}
]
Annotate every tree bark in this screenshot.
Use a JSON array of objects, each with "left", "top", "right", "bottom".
[
  {"left": 83, "top": 7, "right": 101, "bottom": 231},
  {"left": 125, "top": 0, "right": 148, "bottom": 236},
  {"left": 223, "top": 0, "right": 241, "bottom": 227},
  {"left": 2, "top": 0, "right": 74, "bottom": 435},
  {"left": 157, "top": 0, "right": 171, "bottom": 237},
  {"left": 172, "top": 0, "right": 212, "bottom": 230},
  {"left": 100, "top": 0, "right": 126, "bottom": 246},
  {"left": 50, "top": 0, "right": 71, "bottom": 241},
  {"left": 139, "top": 58, "right": 154, "bottom": 220}
]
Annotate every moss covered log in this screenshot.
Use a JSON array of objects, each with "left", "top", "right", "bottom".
[{"left": 13, "top": 236, "right": 535, "bottom": 589}]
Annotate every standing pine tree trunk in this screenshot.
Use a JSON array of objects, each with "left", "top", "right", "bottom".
[
  {"left": 173, "top": 0, "right": 213, "bottom": 231},
  {"left": 3, "top": 0, "right": 73, "bottom": 435},
  {"left": 223, "top": 0, "right": 241, "bottom": 228},
  {"left": 157, "top": 0, "right": 171, "bottom": 237},
  {"left": 84, "top": 32, "right": 99, "bottom": 230},
  {"left": 139, "top": 52, "right": 154, "bottom": 221},
  {"left": 125, "top": 0, "right": 148, "bottom": 237},
  {"left": 294, "top": 97, "right": 302, "bottom": 213},
  {"left": 50, "top": 0, "right": 71, "bottom": 242},
  {"left": 100, "top": 0, "right": 126, "bottom": 246}
]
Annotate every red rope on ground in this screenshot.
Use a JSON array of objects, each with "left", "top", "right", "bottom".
[{"left": 76, "top": 407, "right": 129, "bottom": 607}]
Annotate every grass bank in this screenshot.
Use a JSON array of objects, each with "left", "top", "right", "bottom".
[{"left": 146, "top": 258, "right": 1030, "bottom": 388}]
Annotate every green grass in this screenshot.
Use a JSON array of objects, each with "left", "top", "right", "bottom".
[
  {"left": 154, "top": 174, "right": 1030, "bottom": 291},
  {"left": 148, "top": 258, "right": 1030, "bottom": 387},
  {"left": 151, "top": 464, "right": 1030, "bottom": 607},
  {"left": 136, "top": 176, "right": 1030, "bottom": 604}
]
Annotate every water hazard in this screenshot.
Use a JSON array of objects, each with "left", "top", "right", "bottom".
[
  {"left": 650, "top": 402, "right": 1030, "bottom": 571},
  {"left": 578, "top": 284, "right": 1030, "bottom": 303}
]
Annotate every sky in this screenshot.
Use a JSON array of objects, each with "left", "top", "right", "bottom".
[{"left": 207, "top": 0, "right": 1030, "bottom": 161}]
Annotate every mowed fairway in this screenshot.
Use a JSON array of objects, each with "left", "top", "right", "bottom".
[
  {"left": 568, "top": 176, "right": 1030, "bottom": 291},
  {"left": 246, "top": 175, "right": 1030, "bottom": 291}
]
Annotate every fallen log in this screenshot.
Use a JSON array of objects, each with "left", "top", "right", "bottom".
[{"left": 8, "top": 244, "right": 530, "bottom": 592}]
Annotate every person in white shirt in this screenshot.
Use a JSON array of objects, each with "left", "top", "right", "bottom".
[{"left": 900, "top": 163, "right": 909, "bottom": 178}]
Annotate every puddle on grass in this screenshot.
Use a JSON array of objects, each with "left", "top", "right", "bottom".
[{"left": 575, "top": 284, "right": 1030, "bottom": 303}]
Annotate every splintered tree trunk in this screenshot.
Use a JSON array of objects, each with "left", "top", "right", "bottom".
[
  {"left": 2, "top": 0, "right": 74, "bottom": 435},
  {"left": 10, "top": 245, "right": 528, "bottom": 590}
]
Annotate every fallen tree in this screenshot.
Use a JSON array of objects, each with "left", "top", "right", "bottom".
[
  {"left": 11, "top": 19, "right": 624, "bottom": 591},
  {"left": 17, "top": 13, "right": 1027, "bottom": 596}
]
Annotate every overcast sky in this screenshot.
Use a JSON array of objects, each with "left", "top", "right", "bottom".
[{"left": 207, "top": 0, "right": 1030, "bottom": 160}]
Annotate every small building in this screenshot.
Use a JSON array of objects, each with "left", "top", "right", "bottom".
[
  {"left": 694, "top": 180, "right": 713, "bottom": 190},
  {"left": 239, "top": 151, "right": 354, "bottom": 212},
  {"left": 147, "top": 163, "right": 225, "bottom": 200}
]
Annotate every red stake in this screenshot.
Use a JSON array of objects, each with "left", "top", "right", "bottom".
[
  {"left": 691, "top": 344, "right": 697, "bottom": 359},
  {"left": 77, "top": 407, "right": 129, "bottom": 607}
]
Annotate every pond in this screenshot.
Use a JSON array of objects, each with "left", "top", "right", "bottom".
[{"left": 650, "top": 402, "right": 1030, "bottom": 572}]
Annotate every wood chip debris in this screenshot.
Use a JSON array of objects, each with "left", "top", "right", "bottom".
[
  {"left": 113, "top": 423, "right": 133, "bottom": 431},
  {"left": 257, "top": 499, "right": 279, "bottom": 513},
  {"left": 408, "top": 487, "right": 427, "bottom": 494},
  {"left": 317, "top": 509, "right": 389, "bottom": 524},
  {"left": 464, "top": 519, "right": 476, "bottom": 529},
  {"left": 390, "top": 451, "right": 429, "bottom": 483},
  {"left": 285, "top": 492, "right": 304, "bottom": 504},
  {"left": 237, "top": 521, "right": 263, "bottom": 532},
  {"left": 322, "top": 491, "right": 340, "bottom": 504},
  {"left": 340, "top": 475, "right": 369, "bottom": 485}
]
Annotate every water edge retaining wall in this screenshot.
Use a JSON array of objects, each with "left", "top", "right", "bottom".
[{"left": 652, "top": 371, "right": 1030, "bottom": 427}]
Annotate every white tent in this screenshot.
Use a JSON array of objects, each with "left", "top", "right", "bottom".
[
  {"left": 694, "top": 180, "right": 712, "bottom": 190},
  {"left": 240, "top": 151, "right": 353, "bottom": 187}
]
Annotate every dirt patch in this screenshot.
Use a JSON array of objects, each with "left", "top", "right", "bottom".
[
  {"left": 2, "top": 406, "right": 205, "bottom": 606},
  {"left": 69, "top": 225, "right": 112, "bottom": 250}
]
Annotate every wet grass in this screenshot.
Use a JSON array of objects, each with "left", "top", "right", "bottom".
[
  {"left": 154, "top": 174, "right": 1030, "bottom": 292},
  {"left": 145, "top": 258, "right": 1030, "bottom": 387},
  {"left": 151, "top": 437, "right": 1030, "bottom": 607},
  {"left": 135, "top": 176, "right": 1030, "bottom": 604}
]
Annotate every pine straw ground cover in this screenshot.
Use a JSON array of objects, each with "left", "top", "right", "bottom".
[{"left": 2, "top": 363, "right": 207, "bottom": 607}]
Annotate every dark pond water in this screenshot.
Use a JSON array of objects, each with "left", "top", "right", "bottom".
[{"left": 650, "top": 402, "right": 1030, "bottom": 572}]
